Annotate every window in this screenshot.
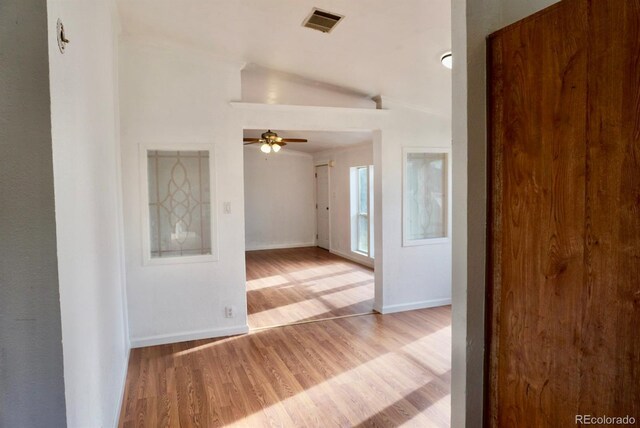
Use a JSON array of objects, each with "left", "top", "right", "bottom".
[
  {"left": 351, "top": 165, "right": 374, "bottom": 257},
  {"left": 141, "top": 146, "right": 217, "bottom": 264},
  {"left": 403, "top": 148, "right": 449, "bottom": 246},
  {"left": 357, "top": 166, "right": 369, "bottom": 253}
]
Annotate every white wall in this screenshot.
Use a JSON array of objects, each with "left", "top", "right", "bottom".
[
  {"left": 119, "top": 39, "right": 249, "bottom": 347},
  {"left": 244, "top": 146, "right": 316, "bottom": 250},
  {"left": 375, "top": 100, "right": 452, "bottom": 313},
  {"left": 313, "top": 143, "right": 374, "bottom": 267},
  {"left": 450, "top": 0, "right": 559, "bottom": 426},
  {"left": 242, "top": 64, "right": 376, "bottom": 109},
  {"left": 46, "top": 0, "right": 129, "bottom": 426},
  {"left": 119, "top": 35, "right": 451, "bottom": 349}
]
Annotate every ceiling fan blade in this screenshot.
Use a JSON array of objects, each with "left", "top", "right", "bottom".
[
  {"left": 243, "top": 142, "right": 259, "bottom": 145},
  {"left": 280, "top": 138, "right": 308, "bottom": 143},
  {"left": 243, "top": 138, "right": 260, "bottom": 142}
]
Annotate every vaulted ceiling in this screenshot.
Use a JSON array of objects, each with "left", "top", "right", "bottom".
[{"left": 117, "top": 0, "right": 451, "bottom": 117}]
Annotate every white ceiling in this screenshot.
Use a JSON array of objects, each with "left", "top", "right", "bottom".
[
  {"left": 117, "top": 0, "right": 452, "bottom": 116},
  {"left": 243, "top": 129, "right": 372, "bottom": 154}
]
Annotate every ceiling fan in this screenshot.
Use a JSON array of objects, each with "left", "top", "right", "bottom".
[{"left": 243, "top": 130, "right": 307, "bottom": 153}]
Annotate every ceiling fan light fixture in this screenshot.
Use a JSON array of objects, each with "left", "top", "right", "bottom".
[
  {"left": 244, "top": 130, "right": 307, "bottom": 153},
  {"left": 262, "top": 130, "right": 277, "bottom": 141}
]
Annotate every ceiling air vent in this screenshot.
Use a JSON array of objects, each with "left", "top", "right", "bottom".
[{"left": 302, "top": 8, "right": 344, "bottom": 33}]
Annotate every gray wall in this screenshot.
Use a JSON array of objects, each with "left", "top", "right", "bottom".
[{"left": 0, "top": 0, "right": 67, "bottom": 426}]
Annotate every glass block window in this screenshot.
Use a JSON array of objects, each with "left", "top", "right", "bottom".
[
  {"left": 147, "top": 150, "right": 211, "bottom": 258},
  {"left": 403, "top": 150, "right": 448, "bottom": 245}
]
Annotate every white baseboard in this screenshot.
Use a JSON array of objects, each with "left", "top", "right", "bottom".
[
  {"left": 113, "top": 347, "right": 131, "bottom": 428},
  {"left": 330, "top": 248, "right": 374, "bottom": 269},
  {"left": 245, "top": 241, "right": 317, "bottom": 251},
  {"left": 130, "top": 324, "right": 249, "bottom": 348},
  {"left": 380, "top": 298, "right": 452, "bottom": 314}
]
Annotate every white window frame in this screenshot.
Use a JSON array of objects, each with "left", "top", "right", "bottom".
[
  {"left": 402, "top": 147, "right": 451, "bottom": 247},
  {"left": 351, "top": 165, "right": 374, "bottom": 258},
  {"left": 139, "top": 143, "right": 218, "bottom": 266}
]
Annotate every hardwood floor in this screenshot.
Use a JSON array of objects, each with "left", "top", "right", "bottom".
[
  {"left": 118, "top": 307, "right": 451, "bottom": 427},
  {"left": 246, "top": 247, "right": 374, "bottom": 329}
]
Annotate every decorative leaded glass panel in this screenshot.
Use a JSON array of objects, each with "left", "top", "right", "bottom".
[
  {"left": 406, "top": 152, "right": 446, "bottom": 240},
  {"left": 147, "top": 150, "right": 211, "bottom": 258}
]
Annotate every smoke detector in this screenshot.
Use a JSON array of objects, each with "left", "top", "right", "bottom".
[{"left": 302, "top": 8, "right": 344, "bottom": 33}]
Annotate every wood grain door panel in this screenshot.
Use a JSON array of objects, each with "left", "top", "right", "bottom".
[{"left": 487, "top": 0, "right": 640, "bottom": 426}]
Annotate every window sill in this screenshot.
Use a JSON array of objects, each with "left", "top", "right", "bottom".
[
  {"left": 142, "top": 254, "right": 219, "bottom": 266},
  {"left": 402, "top": 237, "right": 450, "bottom": 247}
]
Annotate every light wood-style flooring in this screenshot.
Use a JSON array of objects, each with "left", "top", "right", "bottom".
[
  {"left": 246, "top": 247, "right": 374, "bottom": 329},
  {"left": 118, "top": 307, "right": 451, "bottom": 427}
]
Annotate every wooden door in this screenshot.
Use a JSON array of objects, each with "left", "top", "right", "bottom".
[
  {"left": 316, "top": 165, "right": 330, "bottom": 250},
  {"left": 487, "top": 0, "right": 640, "bottom": 426}
]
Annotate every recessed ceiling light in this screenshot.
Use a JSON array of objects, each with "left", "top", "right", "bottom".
[{"left": 441, "top": 52, "right": 452, "bottom": 69}]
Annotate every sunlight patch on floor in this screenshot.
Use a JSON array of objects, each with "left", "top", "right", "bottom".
[
  {"left": 400, "top": 325, "right": 452, "bottom": 375},
  {"left": 246, "top": 273, "right": 290, "bottom": 290},
  {"left": 230, "top": 331, "right": 447, "bottom": 427},
  {"left": 398, "top": 393, "right": 451, "bottom": 428},
  {"left": 286, "top": 265, "right": 356, "bottom": 282},
  {"left": 171, "top": 335, "right": 242, "bottom": 357},
  {"left": 249, "top": 287, "right": 372, "bottom": 327}
]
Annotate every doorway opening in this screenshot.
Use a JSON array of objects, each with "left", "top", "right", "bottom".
[
  {"left": 315, "top": 164, "right": 330, "bottom": 250},
  {"left": 242, "top": 129, "right": 377, "bottom": 329}
]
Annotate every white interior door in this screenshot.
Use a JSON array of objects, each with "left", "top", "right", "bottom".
[{"left": 316, "top": 165, "right": 330, "bottom": 250}]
